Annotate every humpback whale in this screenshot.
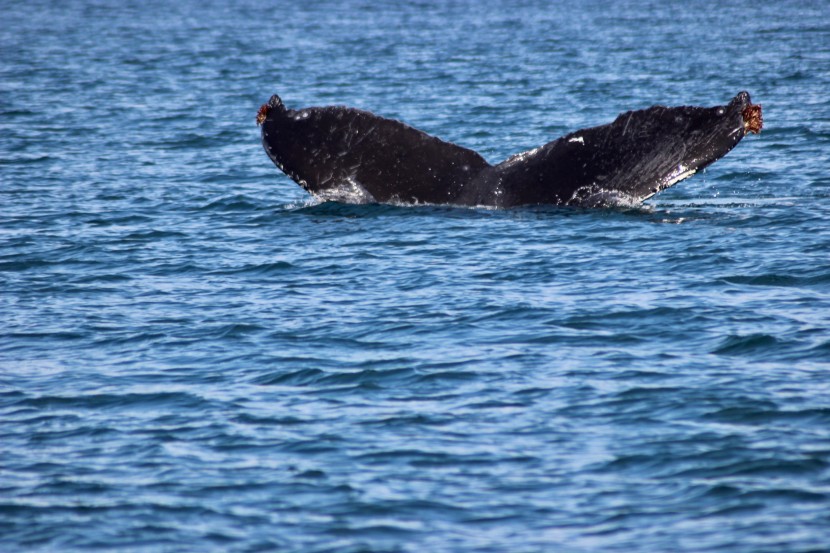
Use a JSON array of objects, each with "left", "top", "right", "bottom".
[{"left": 258, "top": 92, "right": 762, "bottom": 208}]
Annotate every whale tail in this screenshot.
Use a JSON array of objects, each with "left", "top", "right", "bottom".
[{"left": 259, "top": 92, "right": 760, "bottom": 208}]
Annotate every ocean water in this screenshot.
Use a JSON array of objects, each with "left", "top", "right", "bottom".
[{"left": 2, "top": 0, "right": 830, "bottom": 551}]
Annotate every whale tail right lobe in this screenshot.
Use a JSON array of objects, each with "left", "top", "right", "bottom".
[{"left": 489, "top": 91, "right": 761, "bottom": 207}]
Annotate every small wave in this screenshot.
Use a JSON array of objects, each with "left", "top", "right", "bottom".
[
  {"left": 253, "top": 367, "right": 417, "bottom": 388},
  {"left": 415, "top": 370, "right": 478, "bottom": 383},
  {"left": 721, "top": 273, "right": 830, "bottom": 287},
  {"left": 809, "top": 339, "right": 830, "bottom": 357},
  {"left": 86, "top": 214, "right": 153, "bottom": 227},
  {"left": 146, "top": 130, "right": 239, "bottom": 149},
  {"left": 145, "top": 261, "right": 210, "bottom": 275},
  {"left": 122, "top": 229, "right": 187, "bottom": 241},
  {"left": 0, "top": 154, "right": 55, "bottom": 165},
  {"left": 18, "top": 391, "right": 208, "bottom": 410},
  {"left": 354, "top": 449, "right": 494, "bottom": 468},
  {"left": 209, "top": 261, "right": 294, "bottom": 276},
  {"left": 359, "top": 413, "right": 451, "bottom": 428},
  {"left": 682, "top": 457, "right": 828, "bottom": 480},
  {"left": 231, "top": 413, "right": 309, "bottom": 426},
  {"left": 0, "top": 259, "right": 60, "bottom": 272},
  {"left": 197, "top": 194, "right": 266, "bottom": 212},
  {"left": 3, "top": 331, "right": 86, "bottom": 342},
  {"left": 288, "top": 200, "right": 412, "bottom": 218},
  {"left": 704, "top": 405, "right": 830, "bottom": 427},
  {"left": 208, "top": 323, "right": 266, "bottom": 339},
  {"left": 93, "top": 331, "right": 167, "bottom": 346},
  {"left": 69, "top": 273, "right": 133, "bottom": 284},
  {"left": 711, "top": 333, "right": 783, "bottom": 355}
]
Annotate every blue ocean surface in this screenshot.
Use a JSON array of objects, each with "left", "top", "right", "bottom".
[{"left": 2, "top": 0, "right": 830, "bottom": 551}]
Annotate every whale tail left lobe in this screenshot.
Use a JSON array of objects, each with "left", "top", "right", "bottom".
[{"left": 259, "top": 98, "right": 490, "bottom": 204}]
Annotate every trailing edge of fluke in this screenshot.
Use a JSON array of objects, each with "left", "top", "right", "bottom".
[{"left": 258, "top": 92, "right": 762, "bottom": 208}]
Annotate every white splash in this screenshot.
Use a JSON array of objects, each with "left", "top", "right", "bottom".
[
  {"left": 315, "top": 176, "right": 376, "bottom": 204},
  {"left": 568, "top": 185, "right": 641, "bottom": 208}
]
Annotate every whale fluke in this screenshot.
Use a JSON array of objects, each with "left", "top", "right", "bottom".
[{"left": 259, "top": 92, "right": 761, "bottom": 208}]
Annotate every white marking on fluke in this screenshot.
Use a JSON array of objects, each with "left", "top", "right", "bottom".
[
  {"left": 502, "top": 146, "right": 542, "bottom": 167},
  {"left": 569, "top": 136, "right": 584, "bottom": 144},
  {"left": 663, "top": 164, "right": 697, "bottom": 189}
]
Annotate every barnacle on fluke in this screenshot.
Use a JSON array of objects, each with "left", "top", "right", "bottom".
[
  {"left": 256, "top": 103, "right": 270, "bottom": 126},
  {"left": 742, "top": 103, "right": 763, "bottom": 134}
]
